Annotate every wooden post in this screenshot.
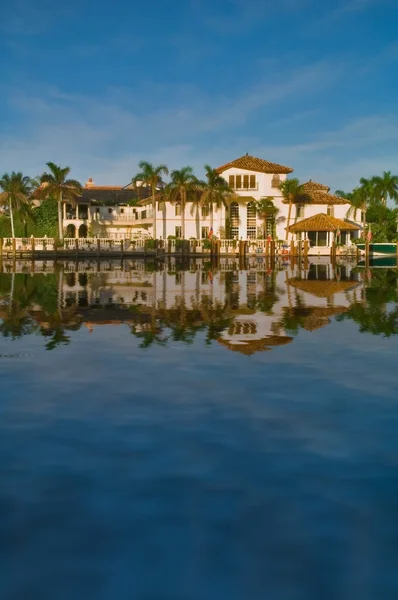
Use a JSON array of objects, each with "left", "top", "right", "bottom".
[
  {"left": 120, "top": 239, "right": 124, "bottom": 257},
  {"left": 0, "top": 238, "right": 3, "bottom": 256},
  {"left": 75, "top": 238, "right": 79, "bottom": 256},
  {"left": 31, "top": 236, "right": 35, "bottom": 255},
  {"left": 290, "top": 240, "right": 295, "bottom": 256},
  {"left": 270, "top": 240, "right": 275, "bottom": 257},
  {"left": 215, "top": 240, "right": 221, "bottom": 256},
  {"left": 12, "top": 238, "right": 16, "bottom": 255},
  {"left": 365, "top": 238, "right": 370, "bottom": 269},
  {"left": 97, "top": 238, "right": 100, "bottom": 257},
  {"left": 239, "top": 240, "right": 246, "bottom": 258},
  {"left": 303, "top": 239, "right": 309, "bottom": 258}
]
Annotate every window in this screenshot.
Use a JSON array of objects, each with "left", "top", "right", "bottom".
[
  {"left": 175, "top": 226, "right": 182, "bottom": 238},
  {"left": 308, "top": 231, "right": 328, "bottom": 247},
  {"left": 327, "top": 205, "right": 334, "bottom": 217},
  {"left": 78, "top": 206, "right": 88, "bottom": 220},
  {"left": 271, "top": 174, "right": 280, "bottom": 188},
  {"left": 229, "top": 174, "right": 256, "bottom": 189},
  {"left": 108, "top": 208, "right": 113, "bottom": 214},
  {"left": 201, "top": 226, "right": 209, "bottom": 239},
  {"left": 120, "top": 208, "right": 124, "bottom": 214},
  {"left": 175, "top": 203, "right": 181, "bottom": 216},
  {"left": 201, "top": 205, "right": 210, "bottom": 218},
  {"left": 230, "top": 202, "right": 239, "bottom": 239},
  {"left": 246, "top": 201, "right": 257, "bottom": 239},
  {"left": 66, "top": 204, "right": 75, "bottom": 219},
  {"left": 296, "top": 205, "right": 304, "bottom": 218}
]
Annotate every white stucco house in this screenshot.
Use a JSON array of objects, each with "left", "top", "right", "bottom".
[{"left": 62, "top": 155, "right": 361, "bottom": 250}]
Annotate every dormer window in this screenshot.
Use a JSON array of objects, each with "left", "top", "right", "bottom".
[
  {"left": 296, "top": 205, "right": 304, "bottom": 218},
  {"left": 271, "top": 174, "right": 281, "bottom": 188},
  {"left": 228, "top": 174, "right": 256, "bottom": 190}
]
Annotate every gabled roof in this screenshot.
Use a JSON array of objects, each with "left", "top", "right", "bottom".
[
  {"left": 287, "top": 213, "right": 360, "bottom": 233},
  {"left": 216, "top": 154, "right": 293, "bottom": 175}
]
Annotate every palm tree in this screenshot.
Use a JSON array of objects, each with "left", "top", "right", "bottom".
[
  {"left": 199, "top": 165, "right": 234, "bottom": 236},
  {"left": 370, "top": 171, "right": 398, "bottom": 206},
  {"left": 164, "top": 166, "right": 198, "bottom": 239},
  {"left": 279, "top": 178, "right": 308, "bottom": 240},
  {"left": 344, "top": 181, "right": 378, "bottom": 237},
  {"left": 0, "top": 172, "right": 33, "bottom": 238},
  {"left": 38, "top": 162, "right": 82, "bottom": 241},
  {"left": 255, "top": 197, "right": 279, "bottom": 239},
  {"left": 132, "top": 161, "right": 169, "bottom": 240}
]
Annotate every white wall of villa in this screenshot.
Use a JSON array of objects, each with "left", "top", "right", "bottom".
[{"left": 62, "top": 156, "right": 361, "bottom": 245}]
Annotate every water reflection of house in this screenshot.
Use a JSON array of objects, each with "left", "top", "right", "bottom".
[{"left": 35, "top": 259, "right": 365, "bottom": 354}]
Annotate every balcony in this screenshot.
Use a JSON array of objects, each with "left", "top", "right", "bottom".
[
  {"left": 231, "top": 184, "right": 259, "bottom": 191},
  {"left": 94, "top": 211, "right": 154, "bottom": 225}
]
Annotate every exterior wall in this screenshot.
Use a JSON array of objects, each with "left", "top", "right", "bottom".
[{"left": 62, "top": 168, "right": 362, "bottom": 243}]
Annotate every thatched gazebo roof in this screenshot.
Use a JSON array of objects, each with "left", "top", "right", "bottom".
[
  {"left": 287, "top": 213, "right": 360, "bottom": 233},
  {"left": 217, "top": 335, "right": 293, "bottom": 355},
  {"left": 287, "top": 278, "right": 360, "bottom": 298}
]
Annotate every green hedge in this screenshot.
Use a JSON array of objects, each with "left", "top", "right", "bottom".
[{"left": 0, "top": 200, "right": 58, "bottom": 238}]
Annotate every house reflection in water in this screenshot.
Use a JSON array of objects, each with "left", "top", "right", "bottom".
[{"left": 0, "top": 258, "right": 362, "bottom": 353}]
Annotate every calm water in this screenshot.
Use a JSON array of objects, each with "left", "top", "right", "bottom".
[{"left": 1, "top": 257, "right": 398, "bottom": 599}]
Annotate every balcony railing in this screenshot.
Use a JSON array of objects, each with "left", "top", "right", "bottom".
[
  {"left": 231, "top": 184, "right": 259, "bottom": 191},
  {"left": 93, "top": 212, "right": 154, "bottom": 223}
]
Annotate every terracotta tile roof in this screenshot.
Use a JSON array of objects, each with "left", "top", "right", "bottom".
[
  {"left": 282, "top": 191, "right": 347, "bottom": 205},
  {"left": 287, "top": 213, "right": 360, "bottom": 233},
  {"left": 302, "top": 180, "right": 330, "bottom": 193},
  {"left": 217, "top": 335, "right": 293, "bottom": 355},
  {"left": 216, "top": 154, "right": 293, "bottom": 174},
  {"left": 287, "top": 278, "right": 360, "bottom": 297}
]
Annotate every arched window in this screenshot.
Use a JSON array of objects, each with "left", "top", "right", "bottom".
[
  {"left": 271, "top": 174, "right": 280, "bottom": 188},
  {"left": 247, "top": 202, "right": 257, "bottom": 239},
  {"left": 229, "top": 202, "right": 239, "bottom": 239},
  {"left": 66, "top": 224, "right": 76, "bottom": 238},
  {"left": 78, "top": 224, "right": 88, "bottom": 238}
]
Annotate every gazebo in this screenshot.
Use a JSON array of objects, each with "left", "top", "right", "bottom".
[{"left": 286, "top": 213, "right": 360, "bottom": 249}]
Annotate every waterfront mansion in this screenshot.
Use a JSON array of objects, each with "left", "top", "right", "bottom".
[{"left": 63, "top": 154, "right": 361, "bottom": 247}]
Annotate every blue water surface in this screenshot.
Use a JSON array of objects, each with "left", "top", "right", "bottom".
[{"left": 0, "top": 259, "right": 397, "bottom": 599}]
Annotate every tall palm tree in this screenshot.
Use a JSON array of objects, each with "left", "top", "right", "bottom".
[
  {"left": 38, "top": 162, "right": 82, "bottom": 241},
  {"left": 165, "top": 166, "right": 198, "bottom": 239},
  {"left": 279, "top": 178, "right": 308, "bottom": 240},
  {"left": 370, "top": 171, "right": 398, "bottom": 206},
  {"left": 343, "top": 182, "right": 378, "bottom": 237},
  {"left": 255, "top": 197, "right": 279, "bottom": 239},
  {"left": 0, "top": 172, "right": 33, "bottom": 238},
  {"left": 132, "top": 161, "right": 169, "bottom": 240},
  {"left": 199, "top": 165, "right": 234, "bottom": 236}
]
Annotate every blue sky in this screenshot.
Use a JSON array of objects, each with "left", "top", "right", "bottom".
[{"left": 1, "top": 0, "right": 397, "bottom": 191}]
